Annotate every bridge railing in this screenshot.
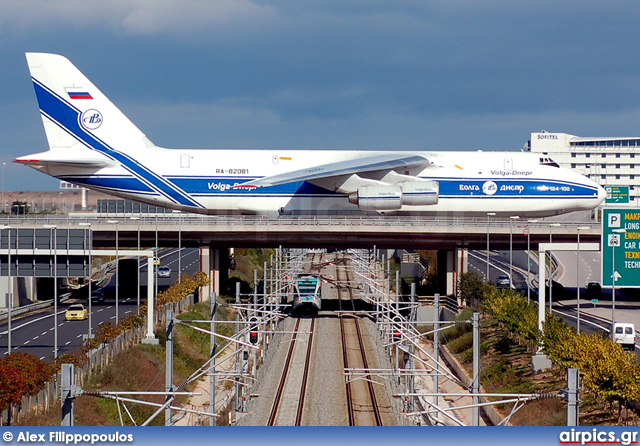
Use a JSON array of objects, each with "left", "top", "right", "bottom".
[{"left": 0, "top": 214, "right": 601, "bottom": 231}]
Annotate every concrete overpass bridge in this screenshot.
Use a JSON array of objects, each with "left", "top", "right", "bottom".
[
  {"left": 0, "top": 214, "right": 602, "bottom": 298},
  {"left": 1, "top": 214, "right": 598, "bottom": 250}
]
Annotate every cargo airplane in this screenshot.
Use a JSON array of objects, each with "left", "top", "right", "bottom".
[{"left": 15, "top": 53, "right": 605, "bottom": 217}]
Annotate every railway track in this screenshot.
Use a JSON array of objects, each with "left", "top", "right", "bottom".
[
  {"left": 336, "top": 257, "right": 382, "bottom": 426},
  {"left": 267, "top": 316, "right": 315, "bottom": 425}
]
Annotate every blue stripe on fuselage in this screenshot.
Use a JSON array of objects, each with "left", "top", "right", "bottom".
[{"left": 32, "top": 79, "right": 204, "bottom": 208}]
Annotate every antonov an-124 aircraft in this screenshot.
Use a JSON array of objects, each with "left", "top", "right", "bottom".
[{"left": 15, "top": 53, "right": 605, "bottom": 217}]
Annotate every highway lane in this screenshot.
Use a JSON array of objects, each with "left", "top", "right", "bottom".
[{"left": 0, "top": 247, "right": 200, "bottom": 361}]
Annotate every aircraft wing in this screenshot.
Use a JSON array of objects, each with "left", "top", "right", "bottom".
[{"left": 238, "top": 153, "right": 429, "bottom": 188}]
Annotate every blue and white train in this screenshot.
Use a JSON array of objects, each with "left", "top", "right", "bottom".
[{"left": 293, "top": 274, "right": 322, "bottom": 312}]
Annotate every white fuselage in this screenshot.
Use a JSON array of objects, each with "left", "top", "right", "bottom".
[{"left": 46, "top": 147, "right": 604, "bottom": 217}]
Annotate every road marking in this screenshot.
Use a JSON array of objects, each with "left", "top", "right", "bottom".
[
  {"left": 65, "top": 341, "right": 71, "bottom": 345},
  {"left": 23, "top": 340, "right": 30, "bottom": 345},
  {"left": 0, "top": 309, "right": 68, "bottom": 335},
  {"left": 33, "top": 335, "right": 39, "bottom": 340}
]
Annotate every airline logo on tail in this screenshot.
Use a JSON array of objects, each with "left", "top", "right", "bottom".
[{"left": 81, "top": 109, "right": 103, "bottom": 130}]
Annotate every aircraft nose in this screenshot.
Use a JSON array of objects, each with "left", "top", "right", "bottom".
[{"left": 597, "top": 184, "right": 606, "bottom": 204}]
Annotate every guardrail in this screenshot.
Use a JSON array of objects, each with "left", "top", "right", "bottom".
[
  {"left": 0, "top": 292, "right": 72, "bottom": 322},
  {"left": 0, "top": 214, "right": 602, "bottom": 231}
]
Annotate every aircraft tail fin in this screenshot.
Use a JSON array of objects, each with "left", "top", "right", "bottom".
[{"left": 25, "top": 52, "right": 155, "bottom": 155}]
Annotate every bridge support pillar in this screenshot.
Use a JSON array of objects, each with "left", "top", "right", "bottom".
[
  {"left": 436, "top": 248, "right": 468, "bottom": 299},
  {"left": 201, "top": 246, "right": 229, "bottom": 300}
]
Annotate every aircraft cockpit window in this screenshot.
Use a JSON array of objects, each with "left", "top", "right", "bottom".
[{"left": 539, "top": 157, "right": 560, "bottom": 168}]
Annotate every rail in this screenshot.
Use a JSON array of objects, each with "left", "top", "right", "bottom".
[{"left": 0, "top": 214, "right": 601, "bottom": 231}]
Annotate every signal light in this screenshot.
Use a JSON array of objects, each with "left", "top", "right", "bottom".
[
  {"left": 250, "top": 331, "right": 258, "bottom": 344},
  {"left": 393, "top": 329, "right": 401, "bottom": 342}
]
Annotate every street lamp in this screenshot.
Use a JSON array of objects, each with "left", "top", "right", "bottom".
[
  {"left": 575, "top": 226, "right": 589, "bottom": 333},
  {"left": 509, "top": 216, "right": 520, "bottom": 288},
  {"left": 79, "top": 223, "right": 92, "bottom": 336},
  {"left": 611, "top": 228, "right": 626, "bottom": 329},
  {"left": 43, "top": 224, "right": 58, "bottom": 357},
  {"left": 130, "top": 217, "right": 141, "bottom": 308},
  {"left": 549, "top": 223, "right": 562, "bottom": 311},
  {"left": 527, "top": 220, "right": 539, "bottom": 303},
  {"left": 486, "top": 212, "right": 496, "bottom": 283},
  {"left": 107, "top": 220, "right": 119, "bottom": 322},
  {"left": 1, "top": 162, "right": 6, "bottom": 215}
]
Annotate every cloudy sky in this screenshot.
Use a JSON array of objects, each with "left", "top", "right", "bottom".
[{"left": 2, "top": 0, "right": 640, "bottom": 190}]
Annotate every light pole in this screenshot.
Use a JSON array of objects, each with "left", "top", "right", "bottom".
[
  {"left": 549, "top": 223, "right": 562, "bottom": 311},
  {"left": 576, "top": 226, "right": 589, "bottom": 333},
  {"left": 130, "top": 217, "right": 141, "bottom": 308},
  {"left": 44, "top": 224, "right": 58, "bottom": 357},
  {"left": 1, "top": 162, "right": 5, "bottom": 215},
  {"left": 509, "top": 216, "right": 519, "bottom": 288},
  {"left": 486, "top": 212, "right": 496, "bottom": 282},
  {"left": 526, "top": 220, "right": 538, "bottom": 303},
  {"left": 107, "top": 220, "right": 119, "bottom": 323},
  {"left": 79, "top": 223, "right": 92, "bottom": 336},
  {"left": 611, "top": 228, "right": 626, "bottom": 329}
]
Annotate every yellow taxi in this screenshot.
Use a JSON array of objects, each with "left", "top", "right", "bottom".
[{"left": 65, "top": 304, "right": 88, "bottom": 321}]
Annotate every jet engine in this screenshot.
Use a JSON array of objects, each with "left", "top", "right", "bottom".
[{"left": 348, "top": 181, "right": 439, "bottom": 210}]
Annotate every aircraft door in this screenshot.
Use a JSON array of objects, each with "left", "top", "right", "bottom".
[{"left": 504, "top": 158, "right": 513, "bottom": 170}]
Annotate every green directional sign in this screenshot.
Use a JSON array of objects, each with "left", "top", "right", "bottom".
[
  {"left": 605, "top": 186, "right": 630, "bottom": 204},
  {"left": 602, "top": 208, "right": 640, "bottom": 288}
]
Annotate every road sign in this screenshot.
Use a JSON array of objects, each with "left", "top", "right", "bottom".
[
  {"left": 602, "top": 208, "right": 640, "bottom": 287},
  {"left": 605, "top": 186, "right": 630, "bottom": 204}
]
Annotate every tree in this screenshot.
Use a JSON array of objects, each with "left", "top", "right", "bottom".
[
  {"left": 458, "top": 271, "right": 492, "bottom": 307},
  {"left": 0, "top": 364, "right": 28, "bottom": 412}
]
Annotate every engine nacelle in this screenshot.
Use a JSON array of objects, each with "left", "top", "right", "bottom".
[
  {"left": 348, "top": 181, "right": 439, "bottom": 210},
  {"left": 349, "top": 185, "right": 402, "bottom": 210},
  {"left": 400, "top": 180, "right": 439, "bottom": 206}
]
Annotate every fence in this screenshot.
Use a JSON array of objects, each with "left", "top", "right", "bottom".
[{"left": 0, "top": 293, "right": 196, "bottom": 425}]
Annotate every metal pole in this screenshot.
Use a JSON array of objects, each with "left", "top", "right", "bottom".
[
  {"left": 509, "top": 219, "right": 513, "bottom": 288},
  {"left": 410, "top": 282, "right": 416, "bottom": 413},
  {"left": 472, "top": 312, "right": 480, "bottom": 426},
  {"left": 577, "top": 228, "right": 581, "bottom": 333},
  {"left": 88, "top": 229, "right": 92, "bottom": 337},
  {"left": 7, "top": 228, "right": 11, "bottom": 354},
  {"left": 612, "top": 239, "right": 616, "bottom": 327},
  {"left": 61, "top": 363, "right": 74, "bottom": 426},
  {"left": 210, "top": 293, "right": 217, "bottom": 426},
  {"left": 235, "top": 281, "right": 240, "bottom": 413},
  {"left": 486, "top": 216, "right": 490, "bottom": 282},
  {"left": 567, "top": 368, "right": 579, "bottom": 426},
  {"left": 527, "top": 228, "right": 531, "bottom": 303},
  {"left": 165, "top": 307, "right": 173, "bottom": 425},
  {"left": 115, "top": 223, "right": 119, "bottom": 323},
  {"left": 433, "top": 292, "right": 440, "bottom": 422},
  {"left": 54, "top": 229, "right": 57, "bottom": 357},
  {"left": 178, "top": 213, "right": 181, "bottom": 284}
]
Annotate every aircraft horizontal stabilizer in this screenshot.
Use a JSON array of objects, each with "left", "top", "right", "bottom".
[
  {"left": 236, "top": 154, "right": 429, "bottom": 188},
  {"left": 13, "top": 158, "right": 112, "bottom": 169}
]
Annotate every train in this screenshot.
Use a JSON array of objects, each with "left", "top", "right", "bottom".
[{"left": 293, "top": 274, "right": 322, "bottom": 312}]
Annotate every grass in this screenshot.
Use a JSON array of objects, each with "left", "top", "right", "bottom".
[{"left": 17, "top": 300, "right": 232, "bottom": 426}]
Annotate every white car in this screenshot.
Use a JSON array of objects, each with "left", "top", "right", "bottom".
[
  {"left": 157, "top": 266, "right": 171, "bottom": 278},
  {"left": 613, "top": 323, "right": 636, "bottom": 351},
  {"left": 496, "top": 274, "right": 510, "bottom": 287}
]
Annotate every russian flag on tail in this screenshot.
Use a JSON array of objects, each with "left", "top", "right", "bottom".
[{"left": 68, "top": 91, "right": 93, "bottom": 99}]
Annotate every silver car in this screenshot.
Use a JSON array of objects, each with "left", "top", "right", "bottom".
[
  {"left": 157, "top": 265, "right": 171, "bottom": 278},
  {"left": 496, "top": 274, "right": 510, "bottom": 287}
]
